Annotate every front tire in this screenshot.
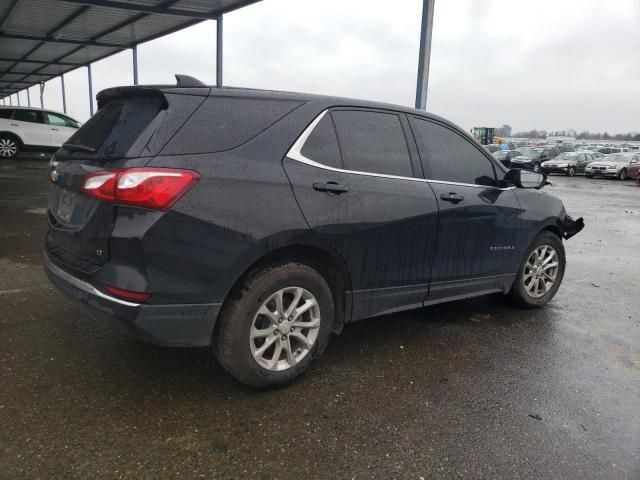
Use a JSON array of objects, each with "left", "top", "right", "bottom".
[
  {"left": 0, "top": 134, "right": 20, "bottom": 159},
  {"left": 214, "top": 262, "right": 333, "bottom": 388},
  {"left": 532, "top": 162, "right": 541, "bottom": 173},
  {"left": 567, "top": 166, "right": 576, "bottom": 177},
  {"left": 618, "top": 169, "right": 627, "bottom": 181},
  {"left": 509, "top": 232, "right": 565, "bottom": 308}
]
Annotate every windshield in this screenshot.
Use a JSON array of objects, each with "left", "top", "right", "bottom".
[
  {"left": 555, "top": 153, "right": 579, "bottom": 161},
  {"left": 604, "top": 154, "right": 629, "bottom": 163},
  {"left": 519, "top": 149, "right": 539, "bottom": 157},
  {"left": 493, "top": 151, "right": 508, "bottom": 159},
  {"left": 63, "top": 96, "right": 164, "bottom": 159}
]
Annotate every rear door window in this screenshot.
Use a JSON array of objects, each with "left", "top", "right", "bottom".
[
  {"left": 331, "top": 110, "right": 413, "bottom": 177},
  {"left": 14, "top": 109, "right": 44, "bottom": 124},
  {"left": 409, "top": 117, "right": 497, "bottom": 185},
  {"left": 300, "top": 114, "right": 342, "bottom": 168},
  {"left": 47, "top": 112, "right": 75, "bottom": 127}
]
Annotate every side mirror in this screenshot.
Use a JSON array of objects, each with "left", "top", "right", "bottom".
[{"left": 505, "top": 168, "right": 546, "bottom": 189}]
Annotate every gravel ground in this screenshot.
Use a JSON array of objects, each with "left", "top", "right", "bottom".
[{"left": 0, "top": 158, "right": 638, "bottom": 479}]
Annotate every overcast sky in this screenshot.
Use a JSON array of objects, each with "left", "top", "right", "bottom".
[{"left": 11, "top": 0, "right": 640, "bottom": 133}]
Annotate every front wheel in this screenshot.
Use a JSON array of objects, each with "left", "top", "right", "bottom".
[
  {"left": 567, "top": 166, "right": 576, "bottom": 177},
  {"left": 509, "top": 232, "right": 565, "bottom": 308},
  {"left": 0, "top": 135, "right": 19, "bottom": 159},
  {"left": 585, "top": 174, "right": 593, "bottom": 178},
  {"left": 214, "top": 262, "right": 333, "bottom": 388},
  {"left": 618, "top": 169, "right": 627, "bottom": 181},
  {"left": 532, "top": 162, "right": 541, "bottom": 173}
]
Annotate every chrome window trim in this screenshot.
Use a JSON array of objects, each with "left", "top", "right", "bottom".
[{"left": 286, "top": 109, "right": 516, "bottom": 192}]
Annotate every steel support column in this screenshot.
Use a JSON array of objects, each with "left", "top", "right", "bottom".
[
  {"left": 27, "top": 88, "right": 31, "bottom": 107},
  {"left": 216, "top": 15, "right": 223, "bottom": 87},
  {"left": 61, "top": 75, "right": 67, "bottom": 113},
  {"left": 415, "top": 0, "right": 435, "bottom": 110},
  {"left": 17, "top": 92, "right": 20, "bottom": 106},
  {"left": 87, "top": 64, "right": 94, "bottom": 115},
  {"left": 132, "top": 45, "right": 138, "bottom": 85}
]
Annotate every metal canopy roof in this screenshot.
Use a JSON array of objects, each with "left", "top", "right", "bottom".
[{"left": 0, "top": 0, "right": 261, "bottom": 99}]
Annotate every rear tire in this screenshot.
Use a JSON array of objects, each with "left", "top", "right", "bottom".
[
  {"left": 0, "top": 134, "right": 20, "bottom": 159},
  {"left": 509, "top": 232, "right": 565, "bottom": 308},
  {"left": 214, "top": 262, "right": 333, "bottom": 388},
  {"left": 618, "top": 169, "right": 627, "bottom": 181}
]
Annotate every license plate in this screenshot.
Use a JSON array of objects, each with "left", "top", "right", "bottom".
[{"left": 57, "top": 189, "right": 76, "bottom": 222}]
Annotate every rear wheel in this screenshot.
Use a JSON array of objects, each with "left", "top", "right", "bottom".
[
  {"left": 214, "top": 262, "right": 333, "bottom": 388},
  {"left": 0, "top": 135, "right": 19, "bottom": 159},
  {"left": 618, "top": 169, "right": 627, "bottom": 181},
  {"left": 509, "top": 232, "right": 565, "bottom": 308}
]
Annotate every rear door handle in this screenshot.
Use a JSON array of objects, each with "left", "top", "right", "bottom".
[
  {"left": 440, "top": 192, "right": 464, "bottom": 203},
  {"left": 313, "top": 182, "right": 348, "bottom": 194}
]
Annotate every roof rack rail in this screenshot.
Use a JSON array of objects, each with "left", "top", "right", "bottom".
[{"left": 175, "top": 74, "right": 207, "bottom": 87}]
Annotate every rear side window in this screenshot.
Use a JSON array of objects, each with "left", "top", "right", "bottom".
[
  {"left": 64, "top": 96, "right": 164, "bottom": 158},
  {"left": 300, "top": 114, "right": 342, "bottom": 168},
  {"left": 14, "top": 109, "right": 44, "bottom": 124},
  {"left": 163, "top": 97, "right": 302, "bottom": 155},
  {"left": 409, "top": 117, "right": 496, "bottom": 185},
  {"left": 331, "top": 110, "right": 413, "bottom": 177},
  {"left": 0, "top": 109, "right": 12, "bottom": 119}
]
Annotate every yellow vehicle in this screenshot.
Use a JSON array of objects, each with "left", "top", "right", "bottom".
[{"left": 472, "top": 127, "right": 507, "bottom": 146}]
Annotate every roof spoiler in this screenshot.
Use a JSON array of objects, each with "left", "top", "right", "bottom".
[
  {"left": 175, "top": 74, "right": 206, "bottom": 87},
  {"left": 96, "top": 86, "right": 167, "bottom": 110}
]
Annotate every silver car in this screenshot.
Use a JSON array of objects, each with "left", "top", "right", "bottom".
[{"left": 585, "top": 153, "right": 640, "bottom": 180}]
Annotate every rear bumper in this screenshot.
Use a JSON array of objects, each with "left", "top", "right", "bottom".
[{"left": 44, "top": 254, "right": 221, "bottom": 347}]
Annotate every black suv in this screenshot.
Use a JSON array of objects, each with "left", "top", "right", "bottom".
[{"left": 44, "top": 77, "right": 583, "bottom": 387}]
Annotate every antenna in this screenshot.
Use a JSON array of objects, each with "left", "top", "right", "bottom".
[{"left": 175, "top": 75, "right": 206, "bottom": 87}]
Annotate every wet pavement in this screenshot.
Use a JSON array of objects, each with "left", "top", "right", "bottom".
[{"left": 1, "top": 158, "right": 638, "bottom": 479}]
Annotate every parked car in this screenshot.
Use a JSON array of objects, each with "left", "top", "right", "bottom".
[
  {"left": 509, "top": 147, "right": 559, "bottom": 172},
  {"left": 541, "top": 152, "right": 594, "bottom": 176},
  {"left": 44, "top": 79, "right": 584, "bottom": 387},
  {"left": 0, "top": 106, "right": 81, "bottom": 159},
  {"left": 585, "top": 153, "right": 640, "bottom": 180},
  {"left": 492, "top": 149, "right": 522, "bottom": 168},
  {"left": 588, "top": 151, "right": 605, "bottom": 161}
]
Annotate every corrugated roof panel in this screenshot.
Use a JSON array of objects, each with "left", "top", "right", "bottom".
[
  {"left": 55, "top": 6, "right": 137, "bottom": 43},
  {"left": 98, "top": 14, "right": 194, "bottom": 45},
  {"left": 3, "top": 0, "right": 82, "bottom": 36},
  {"left": 28, "top": 43, "right": 80, "bottom": 62},
  {"left": 0, "top": 38, "right": 43, "bottom": 58},
  {"left": 60, "top": 46, "right": 121, "bottom": 64}
]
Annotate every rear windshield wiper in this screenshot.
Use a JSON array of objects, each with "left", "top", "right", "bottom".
[{"left": 62, "top": 143, "right": 96, "bottom": 153}]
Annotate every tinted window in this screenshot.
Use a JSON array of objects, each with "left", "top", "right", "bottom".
[
  {"left": 0, "top": 109, "right": 12, "bottom": 119},
  {"left": 64, "top": 96, "right": 164, "bottom": 158},
  {"left": 300, "top": 114, "right": 342, "bottom": 168},
  {"left": 47, "top": 112, "right": 71, "bottom": 127},
  {"left": 331, "top": 110, "right": 413, "bottom": 177},
  {"left": 164, "top": 97, "right": 302, "bottom": 155},
  {"left": 409, "top": 117, "right": 496, "bottom": 185},
  {"left": 14, "top": 109, "right": 44, "bottom": 124}
]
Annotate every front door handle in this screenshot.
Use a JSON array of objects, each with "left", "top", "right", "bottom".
[
  {"left": 313, "top": 182, "right": 348, "bottom": 194},
  {"left": 440, "top": 192, "right": 464, "bottom": 203},
  {"left": 10, "top": 123, "right": 19, "bottom": 126},
  {"left": 51, "top": 128, "right": 59, "bottom": 131}
]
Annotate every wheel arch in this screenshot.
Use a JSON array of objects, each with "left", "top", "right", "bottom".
[
  {"left": 219, "top": 243, "right": 352, "bottom": 336},
  {"left": 0, "top": 131, "right": 24, "bottom": 147}
]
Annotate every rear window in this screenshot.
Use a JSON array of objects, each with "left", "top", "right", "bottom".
[
  {"left": 161, "top": 97, "right": 303, "bottom": 155},
  {"left": 63, "top": 96, "right": 164, "bottom": 158}
]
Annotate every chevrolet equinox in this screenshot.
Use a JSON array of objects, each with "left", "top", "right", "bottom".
[{"left": 44, "top": 76, "right": 584, "bottom": 387}]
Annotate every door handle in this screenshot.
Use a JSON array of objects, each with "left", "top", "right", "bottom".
[
  {"left": 10, "top": 123, "right": 19, "bottom": 126},
  {"left": 51, "top": 128, "right": 59, "bottom": 131},
  {"left": 440, "top": 192, "right": 464, "bottom": 203},
  {"left": 313, "top": 182, "right": 348, "bottom": 194}
]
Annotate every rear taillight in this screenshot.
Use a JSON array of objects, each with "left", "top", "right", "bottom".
[
  {"left": 82, "top": 168, "right": 200, "bottom": 211},
  {"left": 104, "top": 285, "right": 151, "bottom": 302}
]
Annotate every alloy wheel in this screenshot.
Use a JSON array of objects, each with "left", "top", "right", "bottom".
[
  {"left": 250, "top": 286, "right": 321, "bottom": 371},
  {"left": 533, "top": 163, "right": 541, "bottom": 173},
  {"left": 568, "top": 167, "right": 576, "bottom": 177},
  {"left": 522, "top": 245, "right": 559, "bottom": 299},
  {"left": 619, "top": 169, "right": 627, "bottom": 180},
  {"left": 0, "top": 138, "right": 17, "bottom": 158}
]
